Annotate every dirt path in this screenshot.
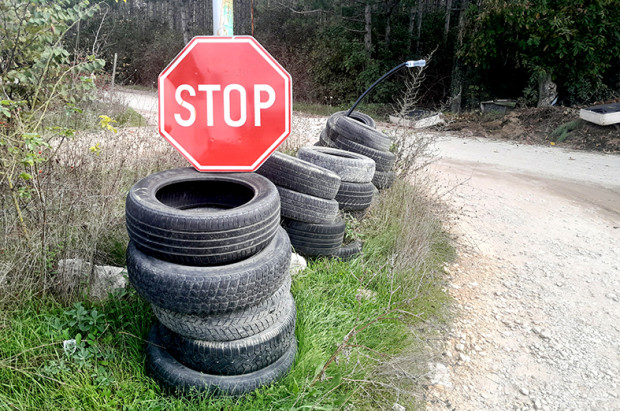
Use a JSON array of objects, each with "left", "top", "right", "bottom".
[{"left": 426, "top": 134, "right": 620, "bottom": 410}]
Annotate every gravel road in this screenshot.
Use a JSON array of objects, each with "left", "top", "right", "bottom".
[
  {"left": 426, "top": 134, "right": 620, "bottom": 410},
  {"left": 115, "top": 89, "right": 619, "bottom": 409}
]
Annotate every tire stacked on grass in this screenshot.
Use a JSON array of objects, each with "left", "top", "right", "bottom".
[
  {"left": 297, "top": 146, "right": 375, "bottom": 213},
  {"left": 256, "top": 151, "right": 350, "bottom": 259},
  {"left": 297, "top": 146, "right": 374, "bottom": 259},
  {"left": 318, "top": 111, "right": 396, "bottom": 190},
  {"left": 125, "top": 167, "right": 296, "bottom": 396}
]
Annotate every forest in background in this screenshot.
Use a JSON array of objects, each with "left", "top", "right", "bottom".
[{"left": 4, "top": 0, "right": 620, "bottom": 111}]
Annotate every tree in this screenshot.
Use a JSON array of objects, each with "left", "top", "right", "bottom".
[{"left": 462, "top": 0, "right": 620, "bottom": 105}]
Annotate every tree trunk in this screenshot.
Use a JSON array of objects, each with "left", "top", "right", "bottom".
[
  {"left": 415, "top": 0, "right": 425, "bottom": 54},
  {"left": 179, "top": 0, "right": 191, "bottom": 44},
  {"left": 444, "top": 0, "right": 453, "bottom": 43},
  {"left": 407, "top": 5, "right": 415, "bottom": 52},
  {"left": 364, "top": 3, "right": 372, "bottom": 55},
  {"left": 234, "top": 0, "right": 252, "bottom": 35},
  {"left": 167, "top": 1, "right": 176, "bottom": 31},
  {"left": 537, "top": 74, "right": 558, "bottom": 107},
  {"left": 449, "top": 0, "right": 469, "bottom": 113},
  {"left": 385, "top": 15, "right": 391, "bottom": 47}
]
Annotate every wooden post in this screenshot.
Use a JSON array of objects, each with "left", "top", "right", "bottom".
[
  {"left": 213, "top": 0, "right": 234, "bottom": 35},
  {"left": 111, "top": 53, "right": 118, "bottom": 89}
]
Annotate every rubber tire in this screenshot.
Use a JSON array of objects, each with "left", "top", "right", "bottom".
[
  {"left": 328, "top": 115, "right": 392, "bottom": 151},
  {"left": 126, "top": 168, "right": 280, "bottom": 266},
  {"left": 255, "top": 151, "right": 341, "bottom": 200},
  {"left": 152, "top": 276, "right": 292, "bottom": 341},
  {"left": 334, "top": 137, "right": 396, "bottom": 172},
  {"left": 276, "top": 186, "right": 339, "bottom": 224},
  {"left": 326, "top": 110, "right": 376, "bottom": 129},
  {"left": 372, "top": 170, "right": 396, "bottom": 190},
  {"left": 332, "top": 240, "right": 363, "bottom": 261},
  {"left": 161, "top": 295, "right": 296, "bottom": 376},
  {"left": 283, "top": 218, "right": 345, "bottom": 256},
  {"left": 335, "top": 181, "right": 375, "bottom": 211},
  {"left": 297, "top": 147, "right": 375, "bottom": 183},
  {"left": 317, "top": 129, "right": 336, "bottom": 148},
  {"left": 146, "top": 323, "right": 297, "bottom": 396},
  {"left": 127, "top": 227, "right": 291, "bottom": 315}
]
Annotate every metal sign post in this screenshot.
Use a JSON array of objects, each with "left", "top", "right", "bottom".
[{"left": 213, "top": 0, "right": 234, "bottom": 35}]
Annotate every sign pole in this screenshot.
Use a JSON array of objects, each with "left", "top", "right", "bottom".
[{"left": 213, "top": 0, "right": 234, "bottom": 36}]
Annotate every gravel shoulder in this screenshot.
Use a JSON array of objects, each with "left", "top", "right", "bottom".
[{"left": 426, "top": 133, "right": 620, "bottom": 410}]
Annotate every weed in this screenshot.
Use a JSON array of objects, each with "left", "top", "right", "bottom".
[{"left": 549, "top": 119, "right": 583, "bottom": 143}]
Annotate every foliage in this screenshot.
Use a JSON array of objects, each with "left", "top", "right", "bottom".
[
  {"left": 0, "top": 0, "right": 104, "bottom": 108},
  {"left": 71, "top": 11, "right": 185, "bottom": 87},
  {"left": 463, "top": 0, "right": 620, "bottom": 105}
]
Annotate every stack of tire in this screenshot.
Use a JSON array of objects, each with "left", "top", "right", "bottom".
[
  {"left": 125, "top": 167, "right": 296, "bottom": 396},
  {"left": 318, "top": 111, "right": 396, "bottom": 190},
  {"left": 256, "top": 151, "right": 357, "bottom": 259},
  {"left": 297, "top": 145, "right": 376, "bottom": 217}
]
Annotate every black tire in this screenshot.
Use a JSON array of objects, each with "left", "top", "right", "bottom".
[
  {"left": 297, "top": 147, "right": 375, "bottom": 183},
  {"left": 335, "top": 181, "right": 375, "bottom": 211},
  {"left": 372, "top": 170, "right": 396, "bottom": 190},
  {"left": 327, "top": 111, "right": 376, "bottom": 129},
  {"left": 317, "top": 129, "right": 336, "bottom": 148},
  {"left": 127, "top": 227, "right": 291, "bottom": 315},
  {"left": 282, "top": 218, "right": 345, "bottom": 256},
  {"left": 328, "top": 115, "right": 392, "bottom": 151},
  {"left": 333, "top": 137, "right": 396, "bottom": 172},
  {"left": 332, "top": 240, "right": 363, "bottom": 261},
  {"left": 126, "top": 168, "right": 280, "bottom": 266},
  {"left": 145, "top": 323, "right": 297, "bottom": 396},
  {"left": 152, "top": 276, "right": 292, "bottom": 341},
  {"left": 161, "top": 295, "right": 295, "bottom": 376},
  {"left": 255, "top": 152, "right": 341, "bottom": 200},
  {"left": 277, "top": 186, "right": 339, "bottom": 224}
]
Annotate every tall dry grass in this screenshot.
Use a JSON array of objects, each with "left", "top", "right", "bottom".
[{"left": 0, "top": 95, "right": 185, "bottom": 306}]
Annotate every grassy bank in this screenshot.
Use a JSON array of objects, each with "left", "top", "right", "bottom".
[
  {"left": 0, "top": 173, "right": 453, "bottom": 409},
  {"left": 294, "top": 102, "right": 393, "bottom": 122}
]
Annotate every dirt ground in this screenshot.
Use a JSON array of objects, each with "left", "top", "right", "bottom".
[{"left": 444, "top": 106, "right": 620, "bottom": 153}]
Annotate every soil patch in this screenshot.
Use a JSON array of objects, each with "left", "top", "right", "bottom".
[{"left": 444, "top": 106, "right": 620, "bottom": 153}]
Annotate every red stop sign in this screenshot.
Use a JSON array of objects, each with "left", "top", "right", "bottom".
[{"left": 158, "top": 36, "right": 292, "bottom": 172}]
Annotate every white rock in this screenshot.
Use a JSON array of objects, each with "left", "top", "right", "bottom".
[
  {"left": 428, "top": 362, "right": 453, "bottom": 388},
  {"left": 455, "top": 343, "right": 465, "bottom": 352},
  {"left": 392, "top": 403, "right": 406, "bottom": 411},
  {"left": 289, "top": 252, "right": 307, "bottom": 275},
  {"left": 458, "top": 353, "right": 471, "bottom": 362},
  {"left": 520, "top": 387, "right": 530, "bottom": 396},
  {"left": 90, "top": 265, "right": 127, "bottom": 300},
  {"left": 56, "top": 259, "right": 127, "bottom": 301}
]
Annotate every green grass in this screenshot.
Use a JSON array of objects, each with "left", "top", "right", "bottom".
[
  {"left": 294, "top": 101, "right": 393, "bottom": 122},
  {"left": 116, "top": 107, "right": 147, "bottom": 128},
  {"left": 549, "top": 119, "right": 584, "bottom": 143},
  {"left": 0, "top": 179, "right": 453, "bottom": 409}
]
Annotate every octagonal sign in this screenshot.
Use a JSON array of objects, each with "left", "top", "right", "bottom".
[{"left": 158, "top": 36, "right": 292, "bottom": 171}]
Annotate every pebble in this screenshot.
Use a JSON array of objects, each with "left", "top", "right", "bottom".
[
  {"left": 605, "top": 293, "right": 619, "bottom": 302},
  {"left": 520, "top": 388, "right": 530, "bottom": 396},
  {"left": 455, "top": 343, "right": 465, "bottom": 352}
]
